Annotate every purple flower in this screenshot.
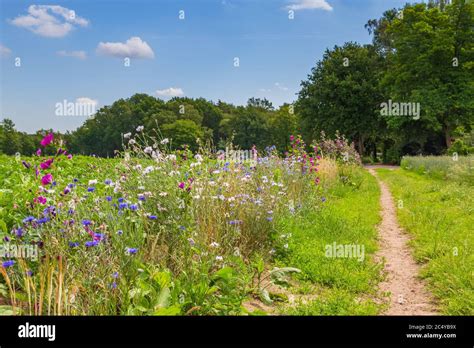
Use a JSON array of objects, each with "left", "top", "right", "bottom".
[
  {"left": 40, "top": 133, "right": 54, "bottom": 147},
  {"left": 118, "top": 197, "right": 124, "bottom": 203},
  {"left": 69, "top": 241, "right": 80, "bottom": 248},
  {"left": 37, "top": 217, "right": 50, "bottom": 224},
  {"left": 117, "top": 230, "right": 123, "bottom": 235},
  {"left": 15, "top": 228, "right": 24, "bottom": 237},
  {"left": 126, "top": 247, "right": 138, "bottom": 255},
  {"left": 106, "top": 196, "right": 112, "bottom": 201},
  {"left": 85, "top": 240, "right": 98, "bottom": 247},
  {"left": 93, "top": 233, "right": 104, "bottom": 241},
  {"left": 148, "top": 215, "right": 157, "bottom": 220},
  {"left": 82, "top": 219, "right": 92, "bottom": 226},
  {"left": 129, "top": 204, "right": 138, "bottom": 211},
  {"left": 105, "top": 179, "right": 112, "bottom": 185},
  {"left": 229, "top": 220, "right": 242, "bottom": 225},
  {"left": 26, "top": 270, "right": 33, "bottom": 276},
  {"left": 87, "top": 187, "right": 95, "bottom": 192},
  {"left": 119, "top": 202, "right": 128, "bottom": 210},
  {"left": 22, "top": 161, "right": 31, "bottom": 169},
  {"left": 110, "top": 282, "right": 117, "bottom": 289},
  {"left": 2, "top": 260, "right": 15, "bottom": 268},
  {"left": 23, "top": 216, "right": 35, "bottom": 224},
  {"left": 112, "top": 272, "right": 119, "bottom": 278}
]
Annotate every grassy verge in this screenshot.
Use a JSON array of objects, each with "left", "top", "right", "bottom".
[
  {"left": 376, "top": 168, "right": 474, "bottom": 315},
  {"left": 275, "top": 166, "right": 383, "bottom": 315}
]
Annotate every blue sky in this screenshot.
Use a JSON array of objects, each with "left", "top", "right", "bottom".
[{"left": 0, "top": 0, "right": 407, "bottom": 133}]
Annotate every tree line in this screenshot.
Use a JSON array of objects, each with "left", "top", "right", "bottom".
[{"left": 1, "top": 0, "right": 473, "bottom": 162}]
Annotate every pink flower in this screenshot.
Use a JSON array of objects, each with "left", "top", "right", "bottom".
[
  {"left": 40, "top": 133, "right": 54, "bottom": 147},
  {"left": 35, "top": 196, "right": 47, "bottom": 204},
  {"left": 36, "top": 148, "right": 42, "bottom": 156},
  {"left": 290, "top": 135, "right": 295, "bottom": 141},
  {"left": 178, "top": 182, "right": 185, "bottom": 189},
  {"left": 41, "top": 173, "right": 53, "bottom": 186},
  {"left": 67, "top": 154, "right": 73, "bottom": 160},
  {"left": 40, "top": 158, "right": 53, "bottom": 170}
]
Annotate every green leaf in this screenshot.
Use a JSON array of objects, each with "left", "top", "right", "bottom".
[
  {"left": 155, "top": 287, "right": 171, "bottom": 308},
  {"left": 259, "top": 289, "right": 273, "bottom": 305}
]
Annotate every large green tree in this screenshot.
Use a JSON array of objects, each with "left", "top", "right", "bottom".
[{"left": 296, "top": 42, "right": 384, "bottom": 154}]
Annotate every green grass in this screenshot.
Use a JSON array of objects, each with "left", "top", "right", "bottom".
[
  {"left": 401, "top": 155, "right": 474, "bottom": 185},
  {"left": 377, "top": 168, "right": 474, "bottom": 315},
  {"left": 276, "top": 166, "right": 383, "bottom": 315}
]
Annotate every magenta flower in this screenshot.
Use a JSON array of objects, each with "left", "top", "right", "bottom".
[
  {"left": 40, "top": 158, "right": 53, "bottom": 170},
  {"left": 40, "top": 133, "right": 54, "bottom": 147},
  {"left": 178, "top": 182, "right": 185, "bottom": 189},
  {"left": 67, "top": 154, "right": 72, "bottom": 160},
  {"left": 36, "top": 148, "right": 42, "bottom": 156},
  {"left": 41, "top": 173, "right": 53, "bottom": 186},
  {"left": 35, "top": 196, "right": 47, "bottom": 204}
]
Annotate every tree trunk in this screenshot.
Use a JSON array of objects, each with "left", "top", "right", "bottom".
[
  {"left": 372, "top": 142, "right": 377, "bottom": 162},
  {"left": 358, "top": 136, "right": 365, "bottom": 156},
  {"left": 444, "top": 124, "right": 452, "bottom": 149}
]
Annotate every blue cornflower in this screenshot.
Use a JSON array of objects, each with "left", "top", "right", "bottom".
[
  {"left": 68, "top": 208, "right": 75, "bottom": 215},
  {"left": 2, "top": 260, "right": 15, "bottom": 268},
  {"left": 85, "top": 240, "right": 98, "bottom": 247},
  {"left": 110, "top": 282, "right": 117, "bottom": 289},
  {"left": 126, "top": 247, "right": 138, "bottom": 255},
  {"left": 116, "top": 230, "right": 123, "bottom": 235},
  {"left": 179, "top": 226, "right": 186, "bottom": 230},
  {"left": 37, "top": 217, "right": 50, "bottom": 224},
  {"left": 119, "top": 202, "right": 128, "bottom": 210},
  {"left": 266, "top": 217, "right": 273, "bottom": 222},
  {"left": 94, "top": 233, "right": 104, "bottom": 241},
  {"left": 105, "top": 179, "right": 112, "bottom": 185},
  {"left": 15, "top": 228, "right": 24, "bottom": 237},
  {"left": 106, "top": 196, "right": 112, "bottom": 202},
  {"left": 69, "top": 241, "right": 80, "bottom": 248},
  {"left": 87, "top": 187, "right": 95, "bottom": 192},
  {"left": 73, "top": 178, "right": 78, "bottom": 182},
  {"left": 68, "top": 183, "right": 74, "bottom": 189},
  {"left": 229, "top": 220, "right": 242, "bottom": 225},
  {"left": 23, "top": 216, "right": 35, "bottom": 224},
  {"left": 138, "top": 195, "right": 146, "bottom": 201},
  {"left": 321, "top": 197, "right": 326, "bottom": 203},
  {"left": 129, "top": 204, "right": 138, "bottom": 211},
  {"left": 112, "top": 272, "right": 119, "bottom": 278},
  {"left": 118, "top": 197, "right": 124, "bottom": 203},
  {"left": 82, "top": 219, "right": 92, "bottom": 226},
  {"left": 26, "top": 270, "right": 33, "bottom": 276},
  {"left": 148, "top": 215, "right": 157, "bottom": 220}
]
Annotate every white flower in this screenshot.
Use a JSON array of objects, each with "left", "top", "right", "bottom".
[
  {"left": 88, "top": 179, "right": 98, "bottom": 186},
  {"left": 210, "top": 242, "right": 220, "bottom": 248},
  {"left": 215, "top": 256, "right": 223, "bottom": 262},
  {"left": 190, "top": 162, "right": 201, "bottom": 168},
  {"left": 123, "top": 132, "right": 132, "bottom": 139},
  {"left": 136, "top": 125, "right": 144, "bottom": 132},
  {"left": 283, "top": 243, "right": 289, "bottom": 249},
  {"left": 129, "top": 139, "right": 136, "bottom": 145},
  {"left": 159, "top": 192, "right": 168, "bottom": 197},
  {"left": 144, "top": 146, "right": 153, "bottom": 154},
  {"left": 134, "top": 164, "right": 142, "bottom": 170},
  {"left": 143, "top": 166, "right": 154, "bottom": 174},
  {"left": 194, "top": 154, "right": 203, "bottom": 162},
  {"left": 167, "top": 154, "right": 176, "bottom": 161},
  {"left": 160, "top": 138, "right": 169, "bottom": 145}
]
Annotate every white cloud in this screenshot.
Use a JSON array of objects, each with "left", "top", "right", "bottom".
[
  {"left": 0, "top": 44, "right": 12, "bottom": 57},
  {"left": 156, "top": 87, "right": 184, "bottom": 97},
  {"left": 286, "top": 0, "right": 333, "bottom": 11},
  {"left": 9, "top": 5, "right": 89, "bottom": 38},
  {"left": 275, "top": 82, "right": 289, "bottom": 91},
  {"left": 96, "top": 37, "right": 155, "bottom": 59},
  {"left": 57, "top": 50, "right": 87, "bottom": 60}
]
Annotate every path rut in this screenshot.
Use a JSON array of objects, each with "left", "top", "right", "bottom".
[{"left": 367, "top": 167, "right": 437, "bottom": 315}]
